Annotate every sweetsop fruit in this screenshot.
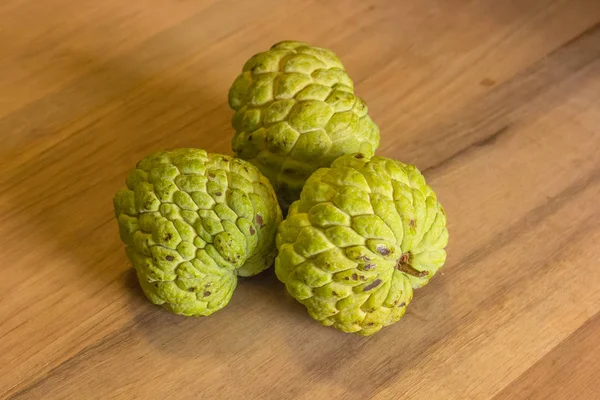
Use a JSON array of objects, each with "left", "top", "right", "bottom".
[
  {"left": 113, "top": 149, "right": 282, "bottom": 316},
  {"left": 275, "top": 154, "right": 448, "bottom": 335},
  {"left": 229, "top": 40, "right": 380, "bottom": 210}
]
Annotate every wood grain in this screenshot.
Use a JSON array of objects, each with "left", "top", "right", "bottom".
[{"left": 1, "top": 1, "right": 599, "bottom": 399}]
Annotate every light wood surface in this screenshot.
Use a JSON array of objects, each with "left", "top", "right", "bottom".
[{"left": 1, "top": 1, "right": 599, "bottom": 399}]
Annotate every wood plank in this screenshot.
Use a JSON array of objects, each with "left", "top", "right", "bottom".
[
  {"left": 493, "top": 312, "right": 600, "bottom": 400},
  {"left": 1, "top": 0, "right": 599, "bottom": 398}
]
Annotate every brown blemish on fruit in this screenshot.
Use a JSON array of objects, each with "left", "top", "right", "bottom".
[
  {"left": 397, "top": 253, "right": 429, "bottom": 278},
  {"left": 402, "top": 265, "right": 429, "bottom": 278},
  {"left": 399, "top": 253, "right": 409, "bottom": 264},
  {"left": 398, "top": 302, "right": 406, "bottom": 307},
  {"left": 165, "top": 233, "right": 172, "bottom": 241},
  {"left": 358, "top": 255, "right": 370, "bottom": 262},
  {"left": 352, "top": 273, "right": 358, "bottom": 281},
  {"left": 332, "top": 291, "right": 338, "bottom": 296},
  {"left": 249, "top": 226, "right": 255, "bottom": 235},
  {"left": 344, "top": 277, "right": 349, "bottom": 280},
  {"left": 409, "top": 219, "right": 416, "bottom": 228},
  {"left": 366, "top": 322, "right": 374, "bottom": 326},
  {"left": 256, "top": 214, "right": 264, "bottom": 227},
  {"left": 165, "top": 255, "right": 174, "bottom": 261},
  {"left": 363, "top": 264, "right": 375, "bottom": 270},
  {"left": 355, "top": 153, "right": 364, "bottom": 159},
  {"left": 363, "top": 279, "right": 382, "bottom": 291},
  {"left": 215, "top": 192, "right": 222, "bottom": 196},
  {"left": 204, "top": 291, "right": 211, "bottom": 297},
  {"left": 188, "top": 287, "right": 195, "bottom": 292}
]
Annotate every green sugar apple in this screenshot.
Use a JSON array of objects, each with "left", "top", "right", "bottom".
[
  {"left": 229, "top": 40, "right": 380, "bottom": 211},
  {"left": 275, "top": 154, "right": 448, "bottom": 335},
  {"left": 114, "top": 149, "right": 282, "bottom": 316}
]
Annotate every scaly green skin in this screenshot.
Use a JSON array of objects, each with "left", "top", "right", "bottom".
[
  {"left": 275, "top": 154, "right": 448, "bottom": 335},
  {"left": 114, "top": 149, "right": 282, "bottom": 317},
  {"left": 229, "top": 41, "right": 380, "bottom": 210}
]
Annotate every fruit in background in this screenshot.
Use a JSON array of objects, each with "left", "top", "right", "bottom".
[
  {"left": 275, "top": 154, "right": 448, "bottom": 335},
  {"left": 229, "top": 41, "right": 380, "bottom": 211},
  {"left": 114, "top": 149, "right": 282, "bottom": 316}
]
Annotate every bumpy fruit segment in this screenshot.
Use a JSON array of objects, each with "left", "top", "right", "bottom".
[
  {"left": 275, "top": 154, "right": 448, "bottom": 335},
  {"left": 114, "top": 149, "right": 282, "bottom": 316},
  {"left": 229, "top": 41, "right": 380, "bottom": 211}
]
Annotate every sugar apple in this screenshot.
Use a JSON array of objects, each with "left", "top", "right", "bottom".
[
  {"left": 229, "top": 40, "right": 380, "bottom": 211},
  {"left": 113, "top": 149, "right": 282, "bottom": 316},
  {"left": 275, "top": 154, "right": 448, "bottom": 335}
]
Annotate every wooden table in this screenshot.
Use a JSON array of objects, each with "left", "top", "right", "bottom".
[{"left": 2, "top": 1, "right": 599, "bottom": 399}]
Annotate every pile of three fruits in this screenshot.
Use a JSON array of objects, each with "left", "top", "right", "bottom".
[{"left": 114, "top": 41, "right": 448, "bottom": 336}]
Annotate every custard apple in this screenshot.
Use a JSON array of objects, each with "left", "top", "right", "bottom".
[
  {"left": 229, "top": 40, "right": 380, "bottom": 211},
  {"left": 275, "top": 154, "right": 448, "bottom": 335},
  {"left": 113, "top": 149, "right": 282, "bottom": 316}
]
